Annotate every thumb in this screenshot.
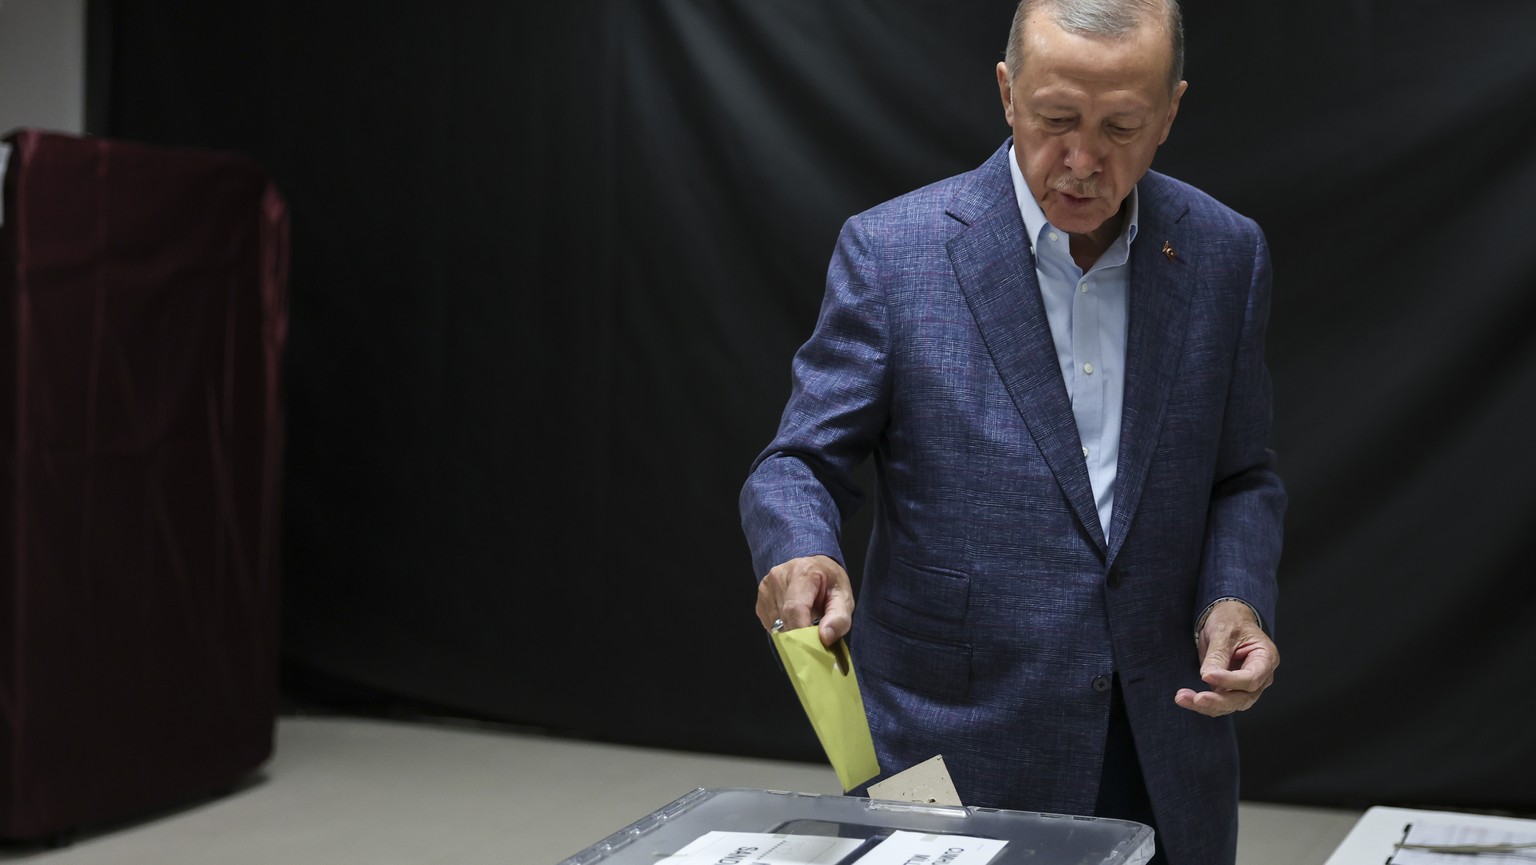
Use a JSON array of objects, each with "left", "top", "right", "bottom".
[
  {"left": 818, "top": 583, "right": 854, "bottom": 648},
  {"left": 1201, "top": 637, "right": 1235, "bottom": 680}
]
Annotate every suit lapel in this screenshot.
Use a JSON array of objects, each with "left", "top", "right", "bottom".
[
  {"left": 947, "top": 176, "right": 1106, "bottom": 551},
  {"left": 1107, "top": 177, "right": 1193, "bottom": 566}
]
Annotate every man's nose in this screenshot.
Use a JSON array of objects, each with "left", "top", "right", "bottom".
[{"left": 1063, "top": 133, "right": 1103, "bottom": 177}]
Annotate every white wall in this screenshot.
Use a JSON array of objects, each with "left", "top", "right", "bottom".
[{"left": 0, "top": 0, "right": 86, "bottom": 135}]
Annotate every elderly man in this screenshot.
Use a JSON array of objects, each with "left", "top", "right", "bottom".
[{"left": 741, "top": 1, "right": 1284, "bottom": 863}]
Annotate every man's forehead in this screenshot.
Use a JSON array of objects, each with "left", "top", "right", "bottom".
[{"left": 1019, "top": 11, "right": 1175, "bottom": 90}]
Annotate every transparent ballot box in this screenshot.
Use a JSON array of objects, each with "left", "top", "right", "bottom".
[{"left": 558, "top": 788, "right": 1154, "bottom": 865}]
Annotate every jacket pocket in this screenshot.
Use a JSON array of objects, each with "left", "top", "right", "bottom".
[
  {"left": 879, "top": 556, "right": 970, "bottom": 625},
  {"left": 857, "top": 614, "right": 972, "bottom": 701}
]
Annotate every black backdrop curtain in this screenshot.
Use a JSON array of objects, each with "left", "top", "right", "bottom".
[{"left": 86, "top": 0, "right": 1536, "bottom": 809}]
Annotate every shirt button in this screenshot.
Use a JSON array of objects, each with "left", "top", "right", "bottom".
[
  {"left": 1048, "top": 231, "right": 1059, "bottom": 242},
  {"left": 1082, "top": 445, "right": 1089, "bottom": 457},
  {"left": 1092, "top": 675, "right": 1111, "bottom": 693},
  {"left": 1080, "top": 283, "right": 1089, "bottom": 293},
  {"left": 1083, "top": 362, "right": 1094, "bottom": 375}
]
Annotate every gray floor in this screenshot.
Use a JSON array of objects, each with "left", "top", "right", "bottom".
[{"left": 0, "top": 716, "right": 1364, "bottom": 864}]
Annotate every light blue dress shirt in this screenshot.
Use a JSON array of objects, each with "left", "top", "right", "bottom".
[{"left": 1007, "top": 146, "right": 1135, "bottom": 544}]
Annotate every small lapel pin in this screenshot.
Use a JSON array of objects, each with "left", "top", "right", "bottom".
[{"left": 1161, "top": 240, "right": 1177, "bottom": 262}]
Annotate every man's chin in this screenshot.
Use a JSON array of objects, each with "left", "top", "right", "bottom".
[{"left": 1045, "top": 210, "right": 1110, "bottom": 236}]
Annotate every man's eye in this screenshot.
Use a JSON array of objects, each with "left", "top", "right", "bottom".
[
  {"left": 1108, "top": 125, "right": 1139, "bottom": 137},
  {"left": 1041, "top": 116, "right": 1072, "bottom": 127}
]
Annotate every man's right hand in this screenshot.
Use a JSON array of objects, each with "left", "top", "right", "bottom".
[{"left": 756, "top": 555, "right": 855, "bottom": 648}]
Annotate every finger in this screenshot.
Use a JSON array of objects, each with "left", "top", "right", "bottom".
[
  {"left": 1175, "top": 689, "right": 1232, "bottom": 717},
  {"left": 1202, "top": 641, "right": 1277, "bottom": 689},
  {"left": 1199, "top": 640, "right": 1235, "bottom": 678},
  {"left": 818, "top": 581, "right": 855, "bottom": 647},
  {"left": 1174, "top": 687, "right": 1260, "bottom": 717},
  {"left": 1202, "top": 664, "right": 1271, "bottom": 692},
  {"left": 778, "top": 579, "right": 822, "bottom": 630},
  {"left": 774, "top": 561, "right": 836, "bottom": 631},
  {"left": 752, "top": 562, "right": 792, "bottom": 629},
  {"left": 1174, "top": 688, "right": 1213, "bottom": 715},
  {"left": 755, "top": 582, "right": 778, "bottom": 630},
  {"left": 756, "top": 561, "right": 816, "bottom": 630}
]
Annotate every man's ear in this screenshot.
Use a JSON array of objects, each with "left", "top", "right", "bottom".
[
  {"left": 1159, "top": 79, "right": 1188, "bottom": 145},
  {"left": 996, "top": 61, "right": 1016, "bottom": 126}
]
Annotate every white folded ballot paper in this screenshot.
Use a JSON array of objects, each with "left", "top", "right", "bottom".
[
  {"left": 867, "top": 755, "right": 964, "bottom": 807},
  {"left": 659, "top": 830, "right": 1006, "bottom": 865}
]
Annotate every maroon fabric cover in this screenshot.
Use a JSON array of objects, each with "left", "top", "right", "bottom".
[{"left": 0, "top": 130, "right": 287, "bottom": 839}]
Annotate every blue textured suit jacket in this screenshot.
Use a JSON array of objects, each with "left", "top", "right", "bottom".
[{"left": 741, "top": 140, "right": 1285, "bottom": 865}]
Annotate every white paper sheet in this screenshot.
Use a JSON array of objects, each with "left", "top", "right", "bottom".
[
  {"left": 867, "top": 755, "right": 963, "bottom": 806},
  {"left": 1391, "top": 818, "right": 1536, "bottom": 863},
  {"left": 856, "top": 830, "right": 1007, "bottom": 865},
  {"left": 662, "top": 831, "right": 865, "bottom": 865}
]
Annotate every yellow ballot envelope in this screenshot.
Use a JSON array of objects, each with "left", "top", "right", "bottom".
[{"left": 771, "top": 627, "right": 881, "bottom": 791}]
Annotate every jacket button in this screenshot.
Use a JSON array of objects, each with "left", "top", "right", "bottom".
[
  {"left": 1092, "top": 675, "right": 1111, "bottom": 693},
  {"left": 1106, "top": 570, "right": 1121, "bottom": 588}
]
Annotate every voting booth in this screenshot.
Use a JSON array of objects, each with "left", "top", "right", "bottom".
[
  {"left": 559, "top": 788, "right": 1154, "bottom": 865},
  {"left": 0, "top": 129, "right": 287, "bottom": 840}
]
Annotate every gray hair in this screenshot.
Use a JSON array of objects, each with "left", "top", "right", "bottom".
[{"left": 1003, "top": 0, "right": 1184, "bottom": 93}]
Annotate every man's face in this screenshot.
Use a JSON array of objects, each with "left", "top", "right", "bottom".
[{"left": 997, "top": 12, "right": 1187, "bottom": 241}]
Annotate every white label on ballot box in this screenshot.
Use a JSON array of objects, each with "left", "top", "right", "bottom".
[
  {"left": 663, "top": 831, "right": 864, "bottom": 864},
  {"left": 857, "top": 830, "right": 1007, "bottom": 865}
]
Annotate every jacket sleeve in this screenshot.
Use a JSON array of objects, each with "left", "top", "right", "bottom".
[
  {"left": 739, "top": 216, "right": 893, "bottom": 580},
  {"left": 1197, "top": 223, "right": 1287, "bottom": 634}
]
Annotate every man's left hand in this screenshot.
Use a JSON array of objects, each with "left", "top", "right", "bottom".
[{"left": 1174, "top": 600, "right": 1279, "bottom": 717}]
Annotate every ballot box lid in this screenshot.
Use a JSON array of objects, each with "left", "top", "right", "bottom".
[{"left": 557, "top": 787, "right": 1154, "bottom": 865}]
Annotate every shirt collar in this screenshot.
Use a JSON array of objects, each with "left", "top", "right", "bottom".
[{"left": 1007, "top": 144, "right": 1139, "bottom": 260}]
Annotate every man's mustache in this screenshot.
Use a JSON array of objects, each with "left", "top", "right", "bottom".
[{"left": 1053, "top": 176, "right": 1102, "bottom": 198}]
